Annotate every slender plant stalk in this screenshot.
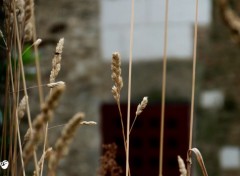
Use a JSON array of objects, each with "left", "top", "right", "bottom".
[
  {"left": 8, "top": 25, "right": 18, "bottom": 174},
  {"left": 13, "top": 4, "right": 39, "bottom": 175},
  {"left": 126, "top": 0, "right": 135, "bottom": 175},
  {"left": 41, "top": 38, "right": 64, "bottom": 176},
  {"left": 8, "top": 12, "right": 21, "bottom": 175},
  {"left": 187, "top": 0, "right": 199, "bottom": 175},
  {"left": 117, "top": 104, "right": 126, "bottom": 149},
  {"left": 32, "top": 15, "right": 44, "bottom": 105},
  {"left": 16, "top": 113, "right": 26, "bottom": 176},
  {"left": 188, "top": 148, "right": 208, "bottom": 176},
  {"left": 11, "top": 48, "right": 20, "bottom": 176},
  {"left": 1, "top": 26, "right": 12, "bottom": 163},
  {"left": 1, "top": 52, "right": 10, "bottom": 162},
  {"left": 14, "top": 66, "right": 24, "bottom": 176},
  {"left": 48, "top": 113, "right": 84, "bottom": 176},
  {"left": 159, "top": 0, "right": 169, "bottom": 175},
  {"left": 13, "top": 30, "right": 23, "bottom": 176},
  {"left": 40, "top": 88, "right": 52, "bottom": 176},
  {"left": 116, "top": 104, "right": 132, "bottom": 176},
  {"left": 129, "top": 115, "right": 137, "bottom": 134},
  {"left": 8, "top": 38, "right": 16, "bottom": 174}
]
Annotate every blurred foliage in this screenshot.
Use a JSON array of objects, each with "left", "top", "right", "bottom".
[{"left": 22, "top": 44, "right": 36, "bottom": 65}]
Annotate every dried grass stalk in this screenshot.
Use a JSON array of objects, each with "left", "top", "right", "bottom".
[
  {"left": 111, "top": 52, "right": 127, "bottom": 164},
  {"left": 177, "top": 155, "right": 187, "bottom": 176},
  {"left": 111, "top": 52, "right": 123, "bottom": 102},
  {"left": 187, "top": 148, "right": 208, "bottom": 176},
  {"left": 33, "top": 148, "right": 53, "bottom": 176},
  {"left": 22, "top": 85, "right": 65, "bottom": 163},
  {"left": 50, "top": 38, "right": 64, "bottom": 83},
  {"left": 18, "top": 95, "right": 28, "bottom": 119},
  {"left": 48, "top": 112, "right": 84, "bottom": 176}
]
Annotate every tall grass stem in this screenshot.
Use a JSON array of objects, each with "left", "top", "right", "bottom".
[{"left": 159, "top": 0, "right": 169, "bottom": 175}]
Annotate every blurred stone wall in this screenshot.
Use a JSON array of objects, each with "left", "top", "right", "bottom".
[
  {"left": 32, "top": 1, "right": 102, "bottom": 175},
  {"left": 197, "top": 0, "right": 240, "bottom": 175}
]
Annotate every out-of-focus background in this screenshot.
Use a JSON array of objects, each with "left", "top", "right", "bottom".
[{"left": 18, "top": 0, "right": 240, "bottom": 175}]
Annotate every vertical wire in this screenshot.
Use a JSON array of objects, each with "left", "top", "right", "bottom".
[
  {"left": 187, "top": 0, "right": 199, "bottom": 175},
  {"left": 159, "top": 0, "right": 169, "bottom": 175},
  {"left": 126, "top": 0, "right": 135, "bottom": 175}
]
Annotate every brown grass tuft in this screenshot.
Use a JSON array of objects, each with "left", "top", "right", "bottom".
[
  {"left": 48, "top": 112, "right": 84, "bottom": 176},
  {"left": 22, "top": 85, "right": 65, "bottom": 163},
  {"left": 97, "top": 143, "right": 122, "bottom": 176}
]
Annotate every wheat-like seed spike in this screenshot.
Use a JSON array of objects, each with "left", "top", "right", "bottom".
[
  {"left": 22, "top": 85, "right": 65, "bottom": 163},
  {"left": 16, "top": 0, "right": 25, "bottom": 22},
  {"left": 49, "top": 38, "right": 64, "bottom": 83},
  {"left": 24, "top": 0, "right": 34, "bottom": 41},
  {"left": 24, "top": 23, "right": 33, "bottom": 41},
  {"left": 47, "top": 81, "right": 65, "bottom": 88},
  {"left": 111, "top": 85, "right": 120, "bottom": 102},
  {"left": 18, "top": 95, "right": 28, "bottom": 119},
  {"left": 22, "top": 128, "right": 31, "bottom": 148},
  {"left": 129, "top": 96, "right": 149, "bottom": 134},
  {"left": 80, "top": 121, "right": 97, "bottom": 125},
  {"left": 33, "top": 148, "right": 52, "bottom": 176},
  {"left": 24, "top": 0, "right": 33, "bottom": 23},
  {"left": 48, "top": 112, "right": 84, "bottom": 176},
  {"left": 177, "top": 155, "right": 187, "bottom": 176},
  {"left": 33, "top": 38, "right": 42, "bottom": 46},
  {"left": 136, "top": 96, "right": 148, "bottom": 116},
  {"left": 111, "top": 52, "right": 123, "bottom": 102}
]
